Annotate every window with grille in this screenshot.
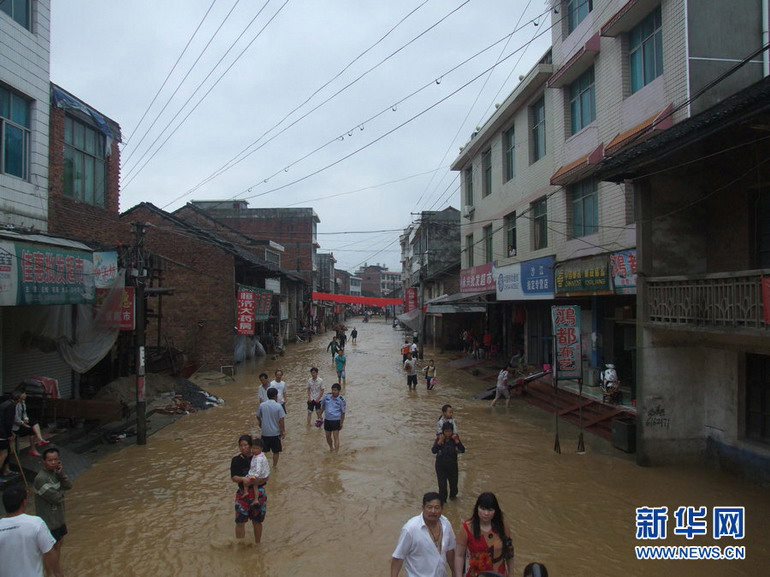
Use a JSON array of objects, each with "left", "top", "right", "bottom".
[
  {"left": 531, "top": 97, "right": 546, "bottom": 162},
  {"left": 64, "top": 116, "right": 107, "bottom": 207},
  {"left": 0, "top": 86, "right": 31, "bottom": 180},
  {"left": 505, "top": 212, "right": 517, "bottom": 256},
  {"left": 569, "top": 67, "right": 596, "bottom": 134},
  {"left": 570, "top": 179, "right": 598, "bottom": 237},
  {"left": 629, "top": 6, "right": 663, "bottom": 94},
  {"left": 503, "top": 126, "right": 515, "bottom": 181},
  {"left": 483, "top": 224, "right": 493, "bottom": 262},
  {"left": 532, "top": 198, "right": 548, "bottom": 250},
  {"left": 465, "top": 234, "right": 474, "bottom": 267}
]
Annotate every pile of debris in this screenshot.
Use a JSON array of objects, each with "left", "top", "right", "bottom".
[{"left": 94, "top": 374, "right": 223, "bottom": 413}]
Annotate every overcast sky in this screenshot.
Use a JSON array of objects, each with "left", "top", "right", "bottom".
[{"left": 51, "top": 0, "right": 551, "bottom": 272}]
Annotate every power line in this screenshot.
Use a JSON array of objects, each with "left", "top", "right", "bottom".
[
  {"left": 122, "top": 0, "right": 244, "bottom": 165},
  {"left": 160, "top": 0, "right": 473, "bottom": 208},
  {"left": 123, "top": 0, "right": 281, "bottom": 185},
  {"left": 122, "top": 0, "right": 219, "bottom": 147}
]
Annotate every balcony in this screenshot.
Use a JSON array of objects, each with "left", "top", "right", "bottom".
[{"left": 645, "top": 270, "right": 769, "bottom": 333}]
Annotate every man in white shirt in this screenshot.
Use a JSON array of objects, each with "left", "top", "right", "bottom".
[
  {"left": 0, "top": 484, "right": 64, "bottom": 577},
  {"left": 269, "top": 369, "right": 287, "bottom": 413},
  {"left": 391, "top": 492, "right": 456, "bottom": 577},
  {"left": 257, "top": 372, "right": 271, "bottom": 404}
]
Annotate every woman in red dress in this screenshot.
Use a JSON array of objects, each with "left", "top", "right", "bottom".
[{"left": 454, "top": 492, "right": 514, "bottom": 577}]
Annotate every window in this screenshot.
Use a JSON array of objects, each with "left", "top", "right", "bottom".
[
  {"left": 569, "top": 67, "right": 596, "bottom": 134},
  {"left": 483, "top": 225, "right": 493, "bottom": 262},
  {"left": 747, "top": 354, "right": 770, "bottom": 444},
  {"left": 0, "top": 0, "right": 30, "bottom": 30},
  {"left": 629, "top": 6, "right": 663, "bottom": 94},
  {"left": 481, "top": 149, "right": 492, "bottom": 197},
  {"left": 570, "top": 179, "right": 598, "bottom": 237},
  {"left": 503, "top": 126, "right": 515, "bottom": 181},
  {"left": 532, "top": 198, "right": 548, "bottom": 250},
  {"left": 265, "top": 249, "right": 281, "bottom": 266},
  {"left": 531, "top": 97, "right": 546, "bottom": 162},
  {"left": 505, "top": 212, "right": 517, "bottom": 256},
  {"left": 464, "top": 166, "right": 474, "bottom": 206},
  {"left": 567, "top": 0, "right": 592, "bottom": 34},
  {"left": 0, "top": 86, "right": 30, "bottom": 180},
  {"left": 465, "top": 234, "right": 474, "bottom": 267},
  {"left": 63, "top": 116, "right": 107, "bottom": 207}
]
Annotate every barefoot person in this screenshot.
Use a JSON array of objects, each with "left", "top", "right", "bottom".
[
  {"left": 320, "top": 383, "right": 346, "bottom": 452},
  {"left": 490, "top": 364, "right": 513, "bottom": 408},
  {"left": 230, "top": 435, "right": 267, "bottom": 544},
  {"left": 257, "top": 388, "right": 286, "bottom": 467},
  {"left": 391, "top": 492, "right": 456, "bottom": 577},
  {"left": 33, "top": 448, "right": 72, "bottom": 555},
  {"left": 454, "top": 492, "right": 514, "bottom": 577},
  {"left": 334, "top": 348, "right": 347, "bottom": 386},
  {"left": 306, "top": 367, "right": 325, "bottom": 427},
  {"left": 12, "top": 389, "right": 50, "bottom": 457}
]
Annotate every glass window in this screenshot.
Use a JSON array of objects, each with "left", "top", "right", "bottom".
[
  {"left": 533, "top": 198, "right": 548, "bottom": 250},
  {"left": 63, "top": 115, "right": 107, "bottom": 207},
  {"left": 570, "top": 179, "right": 598, "bottom": 237},
  {"left": 629, "top": 6, "right": 663, "bottom": 93},
  {"left": 0, "top": 0, "right": 30, "bottom": 30},
  {"left": 567, "top": 0, "right": 592, "bottom": 34},
  {"left": 531, "top": 97, "right": 546, "bottom": 162},
  {"left": 569, "top": 67, "right": 595, "bottom": 134},
  {"left": 464, "top": 166, "right": 473, "bottom": 206},
  {"left": 466, "top": 234, "right": 474, "bottom": 267},
  {"left": 482, "top": 149, "right": 492, "bottom": 197},
  {"left": 505, "top": 212, "right": 517, "bottom": 256},
  {"left": 0, "top": 86, "right": 30, "bottom": 180},
  {"left": 483, "top": 225, "right": 493, "bottom": 262},
  {"left": 503, "top": 126, "right": 515, "bottom": 181}
]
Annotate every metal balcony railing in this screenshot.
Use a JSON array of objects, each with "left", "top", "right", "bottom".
[{"left": 645, "top": 269, "right": 770, "bottom": 331}]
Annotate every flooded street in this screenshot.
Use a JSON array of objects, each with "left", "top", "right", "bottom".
[{"left": 63, "top": 319, "right": 769, "bottom": 577}]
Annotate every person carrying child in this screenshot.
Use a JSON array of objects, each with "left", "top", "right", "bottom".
[{"left": 432, "top": 421, "right": 465, "bottom": 503}]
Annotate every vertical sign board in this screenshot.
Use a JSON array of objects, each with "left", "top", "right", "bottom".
[
  {"left": 551, "top": 305, "right": 582, "bottom": 380},
  {"left": 120, "top": 287, "right": 136, "bottom": 331},
  {"left": 404, "top": 287, "right": 419, "bottom": 312},
  {"left": 609, "top": 249, "right": 638, "bottom": 294},
  {"left": 236, "top": 286, "right": 257, "bottom": 335}
]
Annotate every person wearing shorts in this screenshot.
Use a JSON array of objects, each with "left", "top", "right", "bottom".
[
  {"left": 33, "top": 447, "right": 72, "bottom": 555},
  {"left": 257, "top": 388, "right": 286, "bottom": 467},
  {"left": 321, "top": 383, "right": 346, "bottom": 452},
  {"left": 334, "top": 349, "right": 347, "bottom": 386},
  {"left": 306, "top": 367, "right": 324, "bottom": 427},
  {"left": 491, "top": 365, "right": 513, "bottom": 408},
  {"left": 231, "top": 435, "right": 267, "bottom": 543},
  {"left": 404, "top": 353, "right": 418, "bottom": 391}
]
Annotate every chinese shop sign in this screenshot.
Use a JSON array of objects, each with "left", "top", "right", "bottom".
[
  {"left": 555, "top": 255, "right": 611, "bottom": 296},
  {"left": 551, "top": 305, "right": 582, "bottom": 380},
  {"left": 0, "top": 239, "right": 94, "bottom": 306},
  {"left": 405, "top": 287, "right": 419, "bottom": 312},
  {"left": 496, "top": 256, "right": 555, "bottom": 301},
  {"left": 610, "top": 249, "right": 638, "bottom": 294},
  {"left": 460, "top": 262, "right": 496, "bottom": 294},
  {"left": 237, "top": 285, "right": 274, "bottom": 334}
]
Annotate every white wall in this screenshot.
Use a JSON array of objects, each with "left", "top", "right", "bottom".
[{"left": 0, "top": 1, "right": 50, "bottom": 230}]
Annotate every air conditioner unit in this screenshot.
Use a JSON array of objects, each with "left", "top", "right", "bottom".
[{"left": 462, "top": 205, "right": 475, "bottom": 218}]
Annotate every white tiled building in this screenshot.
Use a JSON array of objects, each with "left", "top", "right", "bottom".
[{"left": 1, "top": 0, "right": 50, "bottom": 230}]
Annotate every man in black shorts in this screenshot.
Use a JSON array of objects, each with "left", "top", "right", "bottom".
[
  {"left": 33, "top": 447, "right": 73, "bottom": 554},
  {"left": 257, "top": 388, "right": 286, "bottom": 467},
  {"left": 320, "top": 383, "right": 347, "bottom": 452}
]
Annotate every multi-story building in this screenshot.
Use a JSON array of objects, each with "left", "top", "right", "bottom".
[
  {"left": 189, "top": 202, "right": 319, "bottom": 290},
  {"left": 451, "top": 49, "right": 556, "bottom": 365},
  {"left": 452, "top": 0, "right": 765, "bottom": 384},
  {"left": 349, "top": 275, "right": 362, "bottom": 297},
  {"left": 1, "top": 0, "right": 50, "bottom": 230},
  {"left": 335, "top": 268, "right": 351, "bottom": 295},
  {"left": 599, "top": 69, "right": 769, "bottom": 474},
  {"left": 317, "top": 253, "right": 336, "bottom": 293},
  {"left": 356, "top": 264, "right": 387, "bottom": 297},
  {"left": 381, "top": 270, "right": 402, "bottom": 297}
]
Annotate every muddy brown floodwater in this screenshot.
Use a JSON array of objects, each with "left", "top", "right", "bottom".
[{"left": 62, "top": 319, "right": 769, "bottom": 576}]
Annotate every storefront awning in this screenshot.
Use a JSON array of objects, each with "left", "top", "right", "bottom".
[
  {"left": 547, "top": 32, "right": 601, "bottom": 89},
  {"left": 550, "top": 144, "right": 604, "bottom": 186},
  {"left": 426, "top": 291, "right": 490, "bottom": 314},
  {"left": 605, "top": 104, "right": 673, "bottom": 156}
]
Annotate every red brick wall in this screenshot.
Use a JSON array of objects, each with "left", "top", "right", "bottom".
[
  {"left": 214, "top": 215, "right": 314, "bottom": 283},
  {"left": 48, "top": 107, "right": 128, "bottom": 246},
  {"left": 360, "top": 266, "right": 382, "bottom": 297},
  {"left": 120, "top": 206, "right": 237, "bottom": 370}
]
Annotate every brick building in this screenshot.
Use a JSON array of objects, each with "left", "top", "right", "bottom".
[
  {"left": 355, "top": 264, "right": 387, "bottom": 297},
  {"left": 47, "top": 84, "right": 125, "bottom": 247},
  {"left": 121, "top": 203, "right": 287, "bottom": 369}
]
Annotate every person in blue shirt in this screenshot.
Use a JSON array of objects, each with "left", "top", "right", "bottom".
[
  {"left": 320, "top": 383, "right": 346, "bottom": 452},
  {"left": 334, "top": 348, "right": 347, "bottom": 386}
]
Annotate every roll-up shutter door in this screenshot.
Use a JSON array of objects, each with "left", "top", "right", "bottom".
[{"left": 2, "top": 307, "right": 73, "bottom": 397}]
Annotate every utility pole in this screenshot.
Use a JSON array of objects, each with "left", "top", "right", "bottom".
[{"left": 131, "top": 222, "right": 148, "bottom": 445}]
